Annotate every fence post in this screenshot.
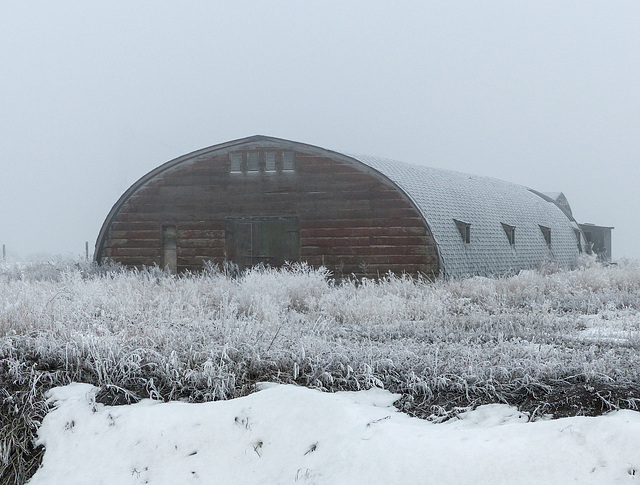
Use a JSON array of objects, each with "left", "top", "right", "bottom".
[{"left": 85, "top": 242, "right": 89, "bottom": 261}]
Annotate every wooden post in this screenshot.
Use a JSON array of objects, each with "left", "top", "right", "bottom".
[{"left": 85, "top": 241, "right": 89, "bottom": 261}]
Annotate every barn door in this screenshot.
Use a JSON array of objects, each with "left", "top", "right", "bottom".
[
  {"left": 162, "top": 225, "right": 178, "bottom": 273},
  {"left": 226, "top": 217, "right": 300, "bottom": 270},
  {"left": 232, "top": 221, "right": 254, "bottom": 269}
]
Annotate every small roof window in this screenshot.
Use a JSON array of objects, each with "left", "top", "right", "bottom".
[
  {"left": 501, "top": 223, "right": 515, "bottom": 246},
  {"left": 539, "top": 225, "right": 551, "bottom": 247},
  {"left": 454, "top": 219, "right": 471, "bottom": 243}
]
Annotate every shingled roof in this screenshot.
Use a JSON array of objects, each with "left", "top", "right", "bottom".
[{"left": 347, "top": 154, "right": 583, "bottom": 278}]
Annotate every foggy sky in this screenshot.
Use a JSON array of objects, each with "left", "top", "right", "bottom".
[{"left": 1, "top": 1, "right": 638, "bottom": 261}]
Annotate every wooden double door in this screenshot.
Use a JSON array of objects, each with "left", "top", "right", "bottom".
[{"left": 225, "top": 217, "right": 300, "bottom": 270}]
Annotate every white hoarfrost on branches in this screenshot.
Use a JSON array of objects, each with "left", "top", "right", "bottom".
[{"left": 2, "top": 258, "right": 640, "bottom": 483}]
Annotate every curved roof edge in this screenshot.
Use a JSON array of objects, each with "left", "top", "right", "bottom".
[{"left": 344, "top": 155, "right": 583, "bottom": 278}]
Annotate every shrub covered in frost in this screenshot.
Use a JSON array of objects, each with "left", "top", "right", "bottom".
[{"left": 1, "top": 259, "right": 640, "bottom": 484}]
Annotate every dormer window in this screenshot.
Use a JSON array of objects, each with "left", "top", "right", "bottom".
[
  {"left": 539, "top": 225, "right": 551, "bottom": 247},
  {"left": 454, "top": 219, "right": 471, "bottom": 243},
  {"left": 501, "top": 223, "right": 515, "bottom": 246}
]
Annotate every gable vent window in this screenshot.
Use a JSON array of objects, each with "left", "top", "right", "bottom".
[
  {"left": 229, "top": 150, "right": 296, "bottom": 174},
  {"left": 265, "top": 152, "right": 277, "bottom": 172},
  {"left": 283, "top": 151, "right": 295, "bottom": 171},
  {"left": 454, "top": 219, "right": 471, "bottom": 243},
  {"left": 539, "top": 225, "right": 551, "bottom": 247},
  {"left": 230, "top": 153, "right": 243, "bottom": 173},
  {"left": 501, "top": 223, "right": 516, "bottom": 246},
  {"left": 247, "top": 152, "right": 260, "bottom": 172}
]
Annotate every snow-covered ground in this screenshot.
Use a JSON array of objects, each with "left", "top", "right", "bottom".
[
  {"left": 29, "top": 383, "right": 640, "bottom": 485},
  {"left": 3, "top": 260, "right": 640, "bottom": 483}
]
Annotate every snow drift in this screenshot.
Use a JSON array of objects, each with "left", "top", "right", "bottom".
[{"left": 29, "top": 383, "right": 640, "bottom": 484}]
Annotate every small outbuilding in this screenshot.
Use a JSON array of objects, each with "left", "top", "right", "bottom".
[
  {"left": 95, "top": 135, "right": 586, "bottom": 278},
  {"left": 579, "top": 223, "right": 614, "bottom": 262}
]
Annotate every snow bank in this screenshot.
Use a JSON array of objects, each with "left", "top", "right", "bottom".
[{"left": 29, "top": 384, "right": 640, "bottom": 484}]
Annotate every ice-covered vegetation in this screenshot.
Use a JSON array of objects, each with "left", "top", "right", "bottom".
[{"left": 2, "top": 258, "right": 640, "bottom": 483}]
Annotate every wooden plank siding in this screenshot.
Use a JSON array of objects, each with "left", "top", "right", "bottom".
[{"left": 99, "top": 149, "right": 440, "bottom": 277}]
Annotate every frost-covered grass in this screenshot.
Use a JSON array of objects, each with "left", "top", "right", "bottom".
[{"left": 2, "top": 258, "right": 640, "bottom": 484}]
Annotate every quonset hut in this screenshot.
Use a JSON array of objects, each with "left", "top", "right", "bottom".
[{"left": 95, "top": 135, "right": 586, "bottom": 278}]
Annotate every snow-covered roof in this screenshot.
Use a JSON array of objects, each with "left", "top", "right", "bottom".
[{"left": 347, "top": 154, "right": 583, "bottom": 278}]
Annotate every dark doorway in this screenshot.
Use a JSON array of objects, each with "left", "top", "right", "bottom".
[{"left": 225, "top": 217, "right": 300, "bottom": 270}]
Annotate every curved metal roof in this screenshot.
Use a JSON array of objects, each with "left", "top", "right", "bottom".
[
  {"left": 96, "top": 135, "right": 583, "bottom": 277},
  {"left": 348, "top": 154, "right": 583, "bottom": 278}
]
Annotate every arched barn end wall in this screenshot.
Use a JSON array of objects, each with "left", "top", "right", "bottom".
[{"left": 95, "top": 136, "right": 441, "bottom": 277}]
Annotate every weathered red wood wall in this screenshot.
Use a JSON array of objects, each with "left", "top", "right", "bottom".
[{"left": 99, "top": 149, "right": 440, "bottom": 277}]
